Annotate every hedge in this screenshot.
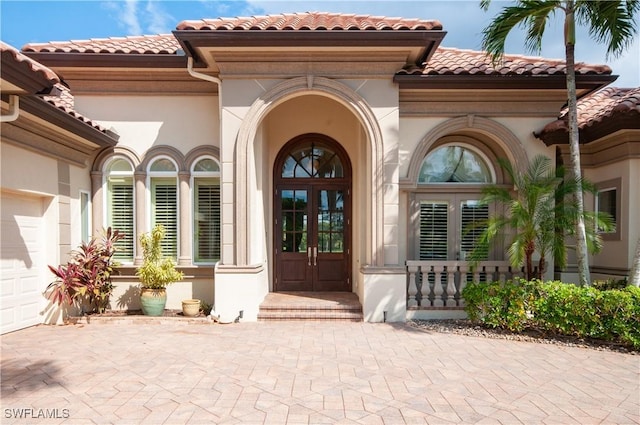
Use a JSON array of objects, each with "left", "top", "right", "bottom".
[{"left": 462, "top": 279, "right": 640, "bottom": 349}]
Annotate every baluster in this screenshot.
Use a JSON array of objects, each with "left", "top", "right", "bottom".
[
  {"left": 473, "top": 265, "right": 481, "bottom": 284},
  {"left": 407, "top": 264, "right": 418, "bottom": 307},
  {"left": 416, "top": 266, "right": 424, "bottom": 306},
  {"left": 433, "top": 265, "right": 445, "bottom": 307},
  {"left": 497, "top": 265, "right": 507, "bottom": 283},
  {"left": 445, "top": 265, "right": 457, "bottom": 307},
  {"left": 458, "top": 265, "right": 469, "bottom": 307}
]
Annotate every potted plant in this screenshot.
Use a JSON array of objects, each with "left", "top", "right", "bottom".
[
  {"left": 46, "top": 227, "right": 124, "bottom": 316},
  {"left": 136, "top": 224, "right": 183, "bottom": 316},
  {"left": 181, "top": 299, "right": 201, "bottom": 317}
]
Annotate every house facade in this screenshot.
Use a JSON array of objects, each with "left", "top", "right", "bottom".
[{"left": 2, "top": 12, "right": 638, "bottom": 331}]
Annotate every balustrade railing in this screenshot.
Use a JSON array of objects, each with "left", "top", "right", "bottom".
[{"left": 405, "top": 261, "right": 522, "bottom": 308}]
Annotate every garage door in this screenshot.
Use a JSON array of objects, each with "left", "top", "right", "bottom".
[{"left": 1, "top": 193, "right": 45, "bottom": 334}]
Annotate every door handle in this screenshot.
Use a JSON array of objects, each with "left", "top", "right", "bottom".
[
  {"left": 307, "top": 247, "right": 312, "bottom": 266},
  {"left": 313, "top": 247, "right": 318, "bottom": 266}
]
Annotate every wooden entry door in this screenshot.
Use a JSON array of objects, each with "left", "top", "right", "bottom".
[{"left": 274, "top": 134, "right": 351, "bottom": 292}]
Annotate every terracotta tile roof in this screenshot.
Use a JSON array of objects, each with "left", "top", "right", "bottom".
[
  {"left": 1, "top": 42, "right": 115, "bottom": 138},
  {"left": 538, "top": 87, "right": 640, "bottom": 144},
  {"left": 573, "top": 86, "right": 640, "bottom": 127},
  {"left": 22, "top": 34, "right": 179, "bottom": 54},
  {"left": 19, "top": 14, "right": 610, "bottom": 78},
  {"left": 399, "top": 47, "right": 612, "bottom": 76},
  {"left": 41, "top": 84, "right": 114, "bottom": 134},
  {"left": 1, "top": 41, "right": 60, "bottom": 88},
  {"left": 176, "top": 12, "right": 442, "bottom": 31}
]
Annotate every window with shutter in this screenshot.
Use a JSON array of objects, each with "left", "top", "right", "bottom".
[
  {"left": 460, "top": 201, "right": 489, "bottom": 260},
  {"left": 151, "top": 178, "right": 178, "bottom": 259},
  {"left": 194, "top": 178, "right": 220, "bottom": 263},
  {"left": 419, "top": 201, "right": 448, "bottom": 260},
  {"left": 107, "top": 178, "right": 134, "bottom": 261}
]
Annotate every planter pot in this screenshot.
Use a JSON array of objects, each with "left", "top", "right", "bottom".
[
  {"left": 140, "top": 287, "right": 167, "bottom": 316},
  {"left": 182, "top": 299, "right": 201, "bottom": 317}
]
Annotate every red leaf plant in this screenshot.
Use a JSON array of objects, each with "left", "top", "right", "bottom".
[{"left": 46, "top": 227, "right": 125, "bottom": 314}]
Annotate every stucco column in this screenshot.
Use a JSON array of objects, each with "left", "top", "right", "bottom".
[
  {"left": 90, "top": 171, "right": 103, "bottom": 237},
  {"left": 134, "top": 170, "right": 146, "bottom": 266},
  {"left": 178, "top": 171, "right": 192, "bottom": 266}
]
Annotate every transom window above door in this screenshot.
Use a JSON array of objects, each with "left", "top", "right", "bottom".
[
  {"left": 281, "top": 143, "right": 344, "bottom": 179},
  {"left": 418, "top": 145, "right": 494, "bottom": 183}
]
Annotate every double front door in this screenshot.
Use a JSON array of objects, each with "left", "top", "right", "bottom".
[{"left": 275, "top": 183, "right": 350, "bottom": 291}]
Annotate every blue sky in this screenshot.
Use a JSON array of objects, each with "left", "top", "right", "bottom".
[{"left": 1, "top": 1, "right": 638, "bottom": 87}]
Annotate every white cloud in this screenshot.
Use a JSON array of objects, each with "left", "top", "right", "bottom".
[
  {"left": 144, "top": 0, "right": 175, "bottom": 34},
  {"left": 122, "top": 0, "right": 143, "bottom": 35}
]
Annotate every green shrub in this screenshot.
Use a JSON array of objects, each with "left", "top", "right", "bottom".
[
  {"left": 462, "top": 278, "right": 538, "bottom": 332},
  {"left": 592, "top": 277, "right": 629, "bottom": 291},
  {"left": 463, "top": 279, "right": 640, "bottom": 349}
]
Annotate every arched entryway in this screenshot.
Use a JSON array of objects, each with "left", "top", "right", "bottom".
[{"left": 273, "top": 133, "right": 352, "bottom": 292}]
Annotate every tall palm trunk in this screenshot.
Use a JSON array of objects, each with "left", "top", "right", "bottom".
[
  {"left": 564, "top": 2, "right": 591, "bottom": 286},
  {"left": 630, "top": 238, "right": 640, "bottom": 287}
]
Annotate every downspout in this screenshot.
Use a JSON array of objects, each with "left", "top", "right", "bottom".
[
  {"left": 185, "top": 55, "right": 224, "bottom": 322},
  {"left": 1, "top": 95, "right": 20, "bottom": 122}
]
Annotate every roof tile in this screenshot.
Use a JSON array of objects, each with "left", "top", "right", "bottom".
[
  {"left": 399, "top": 47, "right": 611, "bottom": 76},
  {"left": 1, "top": 41, "right": 60, "bottom": 84},
  {"left": 541, "top": 87, "right": 640, "bottom": 136},
  {"left": 22, "top": 35, "right": 179, "bottom": 54},
  {"left": 176, "top": 11, "right": 442, "bottom": 31}
]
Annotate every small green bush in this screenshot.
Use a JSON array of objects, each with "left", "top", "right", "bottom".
[{"left": 462, "top": 279, "right": 640, "bottom": 349}]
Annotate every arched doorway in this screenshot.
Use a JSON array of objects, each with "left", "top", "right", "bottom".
[{"left": 273, "top": 134, "right": 352, "bottom": 291}]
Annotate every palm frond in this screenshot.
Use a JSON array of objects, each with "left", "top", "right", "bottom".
[
  {"left": 481, "top": 0, "right": 560, "bottom": 61},
  {"left": 578, "top": 0, "right": 640, "bottom": 59}
]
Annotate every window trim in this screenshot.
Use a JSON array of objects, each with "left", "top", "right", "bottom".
[
  {"left": 80, "top": 190, "right": 91, "bottom": 244},
  {"left": 595, "top": 178, "right": 621, "bottom": 241},
  {"left": 103, "top": 155, "right": 136, "bottom": 263}
]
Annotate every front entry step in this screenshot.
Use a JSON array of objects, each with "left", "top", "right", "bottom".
[{"left": 258, "top": 292, "right": 363, "bottom": 322}]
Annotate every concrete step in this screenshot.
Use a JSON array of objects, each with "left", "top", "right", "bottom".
[{"left": 258, "top": 291, "right": 363, "bottom": 322}]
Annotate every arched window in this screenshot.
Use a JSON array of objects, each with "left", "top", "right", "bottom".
[
  {"left": 147, "top": 156, "right": 179, "bottom": 259},
  {"left": 104, "top": 157, "right": 135, "bottom": 262},
  {"left": 415, "top": 144, "right": 497, "bottom": 261},
  {"left": 281, "top": 143, "right": 344, "bottom": 179},
  {"left": 418, "top": 145, "right": 494, "bottom": 184},
  {"left": 191, "top": 157, "right": 221, "bottom": 263}
]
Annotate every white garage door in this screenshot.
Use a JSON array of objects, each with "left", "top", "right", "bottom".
[{"left": 1, "top": 193, "right": 45, "bottom": 334}]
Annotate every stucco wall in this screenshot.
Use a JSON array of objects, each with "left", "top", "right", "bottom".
[
  {"left": 75, "top": 96, "right": 220, "bottom": 156},
  {"left": 586, "top": 158, "right": 639, "bottom": 274}
]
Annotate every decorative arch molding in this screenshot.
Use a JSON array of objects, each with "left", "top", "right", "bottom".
[
  {"left": 185, "top": 145, "right": 221, "bottom": 168},
  {"left": 93, "top": 146, "right": 141, "bottom": 172},
  {"left": 234, "top": 76, "right": 385, "bottom": 266},
  {"left": 403, "top": 115, "right": 528, "bottom": 187},
  {"left": 140, "top": 145, "right": 186, "bottom": 173}
]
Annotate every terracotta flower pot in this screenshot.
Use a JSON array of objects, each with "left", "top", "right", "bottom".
[
  {"left": 182, "top": 299, "right": 201, "bottom": 317},
  {"left": 140, "top": 287, "right": 167, "bottom": 316}
]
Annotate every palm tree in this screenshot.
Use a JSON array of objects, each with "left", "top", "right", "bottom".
[
  {"left": 480, "top": 0, "right": 639, "bottom": 286},
  {"left": 470, "top": 155, "right": 612, "bottom": 280}
]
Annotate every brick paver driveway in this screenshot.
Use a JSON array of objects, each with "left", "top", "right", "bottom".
[{"left": 2, "top": 322, "right": 638, "bottom": 424}]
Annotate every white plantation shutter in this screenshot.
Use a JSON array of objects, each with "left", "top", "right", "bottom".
[
  {"left": 460, "top": 201, "right": 489, "bottom": 260},
  {"left": 152, "top": 178, "right": 178, "bottom": 259},
  {"left": 419, "top": 201, "right": 448, "bottom": 260},
  {"left": 194, "top": 179, "right": 220, "bottom": 262},
  {"left": 108, "top": 179, "right": 134, "bottom": 261}
]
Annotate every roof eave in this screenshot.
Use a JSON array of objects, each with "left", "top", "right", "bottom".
[
  {"left": 15, "top": 95, "right": 119, "bottom": 148},
  {"left": 22, "top": 52, "right": 188, "bottom": 69},
  {"left": 393, "top": 73, "right": 618, "bottom": 91},
  {"left": 538, "top": 113, "right": 640, "bottom": 146},
  {"left": 1, "top": 50, "right": 57, "bottom": 94},
  {"left": 173, "top": 29, "right": 447, "bottom": 67}
]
